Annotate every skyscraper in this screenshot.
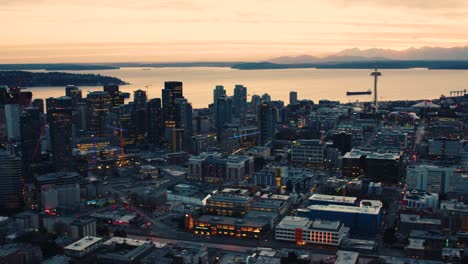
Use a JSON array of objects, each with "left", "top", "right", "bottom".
[
  {"left": 32, "top": 99, "right": 44, "bottom": 113},
  {"left": 104, "top": 85, "right": 124, "bottom": 107},
  {"left": 146, "top": 98, "right": 163, "bottom": 146},
  {"left": 257, "top": 102, "right": 276, "bottom": 146},
  {"left": 86, "top": 91, "right": 111, "bottom": 137},
  {"left": 65, "top": 85, "right": 82, "bottom": 107},
  {"left": 215, "top": 96, "right": 233, "bottom": 143},
  {"left": 250, "top": 95, "right": 261, "bottom": 115},
  {"left": 213, "top": 85, "right": 226, "bottom": 108},
  {"left": 20, "top": 107, "right": 43, "bottom": 181},
  {"left": 175, "top": 98, "right": 193, "bottom": 152},
  {"left": 5, "top": 104, "right": 21, "bottom": 142},
  {"left": 289, "top": 91, "right": 298, "bottom": 105},
  {"left": 49, "top": 98, "right": 74, "bottom": 170},
  {"left": 233, "top": 84, "right": 247, "bottom": 121},
  {"left": 133, "top": 90, "right": 147, "bottom": 143},
  {"left": 0, "top": 150, "right": 24, "bottom": 213},
  {"left": 162, "top": 81, "right": 183, "bottom": 129}
]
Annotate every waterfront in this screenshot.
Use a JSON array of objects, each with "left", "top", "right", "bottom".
[{"left": 24, "top": 67, "right": 468, "bottom": 108}]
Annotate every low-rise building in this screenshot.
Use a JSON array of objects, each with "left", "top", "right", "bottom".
[
  {"left": 275, "top": 216, "right": 346, "bottom": 246},
  {"left": 64, "top": 236, "right": 103, "bottom": 258},
  {"left": 297, "top": 200, "right": 381, "bottom": 236},
  {"left": 308, "top": 194, "right": 357, "bottom": 206},
  {"left": 403, "top": 190, "right": 439, "bottom": 209},
  {"left": 291, "top": 140, "right": 325, "bottom": 165},
  {"left": 399, "top": 214, "right": 441, "bottom": 235},
  {"left": 190, "top": 215, "right": 269, "bottom": 239}
]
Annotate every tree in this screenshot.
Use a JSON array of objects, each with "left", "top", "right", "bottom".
[
  {"left": 383, "top": 226, "right": 397, "bottom": 245},
  {"left": 285, "top": 180, "right": 293, "bottom": 193},
  {"left": 114, "top": 229, "right": 127, "bottom": 238},
  {"left": 96, "top": 224, "right": 109, "bottom": 237},
  {"left": 53, "top": 221, "right": 68, "bottom": 236}
]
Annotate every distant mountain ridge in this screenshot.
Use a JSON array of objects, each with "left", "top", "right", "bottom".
[{"left": 269, "top": 46, "right": 468, "bottom": 63}]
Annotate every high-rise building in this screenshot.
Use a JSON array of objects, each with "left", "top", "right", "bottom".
[
  {"left": 86, "top": 91, "right": 111, "bottom": 137},
  {"left": 250, "top": 95, "right": 261, "bottom": 115},
  {"left": 32, "top": 99, "right": 44, "bottom": 113},
  {"left": 162, "top": 81, "right": 183, "bottom": 129},
  {"left": 0, "top": 150, "right": 24, "bottom": 213},
  {"left": 215, "top": 97, "right": 233, "bottom": 142},
  {"left": 291, "top": 139, "right": 325, "bottom": 165},
  {"left": 332, "top": 132, "right": 352, "bottom": 155},
  {"left": 146, "top": 98, "right": 163, "bottom": 146},
  {"left": 133, "top": 89, "right": 147, "bottom": 111},
  {"left": 289, "top": 91, "right": 298, "bottom": 105},
  {"left": 103, "top": 85, "right": 124, "bottom": 107},
  {"left": 20, "top": 107, "right": 43, "bottom": 181},
  {"left": 261, "top": 93, "right": 271, "bottom": 102},
  {"left": 48, "top": 99, "right": 73, "bottom": 170},
  {"left": 213, "top": 85, "right": 226, "bottom": 107},
  {"left": 0, "top": 86, "right": 7, "bottom": 105},
  {"left": 233, "top": 85, "right": 247, "bottom": 121},
  {"left": 175, "top": 98, "right": 193, "bottom": 152},
  {"left": 65, "top": 85, "right": 82, "bottom": 107},
  {"left": 133, "top": 90, "right": 147, "bottom": 143},
  {"left": 5, "top": 104, "right": 21, "bottom": 142},
  {"left": 257, "top": 102, "right": 276, "bottom": 146}
]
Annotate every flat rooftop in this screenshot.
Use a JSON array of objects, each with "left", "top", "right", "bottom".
[
  {"left": 306, "top": 203, "right": 381, "bottom": 215},
  {"left": 197, "top": 215, "right": 267, "bottom": 227},
  {"left": 308, "top": 194, "right": 357, "bottom": 205},
  {"left": 103, "top": 237, "right": 166, "bottom": 248},
  {"left": 400, "top": 214, "right": 441, "bottom": 225},
  {"left": 64, "top": 236, "right": 102, "bottom": 252},
  {"left": 277, "top": 216, "right": 342, "bottom": 231},
  {"left": 335, "top": 250, "right": 359, "bottom": 264}
]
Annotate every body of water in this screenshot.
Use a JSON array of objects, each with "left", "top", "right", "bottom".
[{"left": 24, "top": 67, "right": 468, "bottom": 108}]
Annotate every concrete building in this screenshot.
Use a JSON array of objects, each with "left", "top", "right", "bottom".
[
  {"left": 403, "top": 190, "right": 439, "bottom": 209},
  {"left": 308, "top": 194, "right": 357, "bottom": 207},
  {"left": 41, "top": 184, "right": 80, "bottom": 210},
  {"left": 64, "top": 236, "right": 103, "bottom": 258},
  {"left": 70, "top": 219, "right": 96, "bottom": 239},
  {"left": 190, "top": 215, "right": 269, "bottom": 239},
  {"left": 226, "top": 156, "right": 255, "bottom": 182},
  {"left": 205, "top": 189, "right": 253, "bottom": 217},
  {"left": 440, "top": 200, "right": 468, "bottom": 232},
  {"left": 297, "top": 200, "right": 381, "bottom": 236},
  {"left": 399, "top": 214, "right": 441, "bottom": 235},
  {"left": 428, "top": 138, "right": 462, "bottom": 159},
  {"left": 291, "top": 139, "right": 325, "bottom": 165},
  {"left": 166, "top": 184, "right": 212, "bottom": 206},
  {"left": 342, "top": 148, "right": 401, "bottom": 183},
  {"left": 0, "top": 151, "right": 24, "bottom": 212},
  {"left": 275, "top": 216, "right": 346, "bottom": 246},
  {"left": 5, "top": 104, "right": 21, "bottom": 141},
  {"left": 406, "top": 165, "right": 457, "bottom": 194}
]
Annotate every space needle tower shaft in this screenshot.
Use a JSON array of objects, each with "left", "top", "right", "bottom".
[{"left": 370, "top": 68, "right": 382, "bottom": 109}]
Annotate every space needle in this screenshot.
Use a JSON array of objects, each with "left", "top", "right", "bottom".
[{"left": 370, "top": 68, "right": 382, "bottom": 109}]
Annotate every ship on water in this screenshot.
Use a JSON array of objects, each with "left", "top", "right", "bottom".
[{"left": 346, "top": 89, "right": 372, "bottom": 96}]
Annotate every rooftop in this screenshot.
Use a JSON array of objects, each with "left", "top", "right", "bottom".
[
  {"left": 306, "top": 203, "right": 381, "bottom": 215},
  {"left": 308, "top": 194, "right": 357, "bottom": 205},
  {"left": 277, "top": 216, "right": 342, "bottom": 231},
  {"left": 64, "top": 236, "right": 103, "bottom": 252},
  {"left": 197, "top": 215, "right": 267, "bottom": 227},
  {"left": 400, "top": 214, "right": 441, "bottom": 225},
  {"left": 335, "top": 250, "right": 359, "bottom": 264}
]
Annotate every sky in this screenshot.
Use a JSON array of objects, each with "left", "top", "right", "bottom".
[{"left": 1, "top": 0, "right": 468, "bottom": 63}]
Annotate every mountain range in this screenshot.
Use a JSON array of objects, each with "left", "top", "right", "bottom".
[{"left": 268, "top": 46, "right": 468, "bottom": 64}]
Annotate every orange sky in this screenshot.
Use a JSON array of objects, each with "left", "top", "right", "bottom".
[{"left": 1, "top": 0, "right": 468, "bottom": 63}]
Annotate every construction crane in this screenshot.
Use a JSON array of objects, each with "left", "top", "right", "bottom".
[
  {"left": 106, "top": 124, "right": 129, "bottom": 158},
  {"left": 336, "top": 174, "right": 365, "bottom": 202}
]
